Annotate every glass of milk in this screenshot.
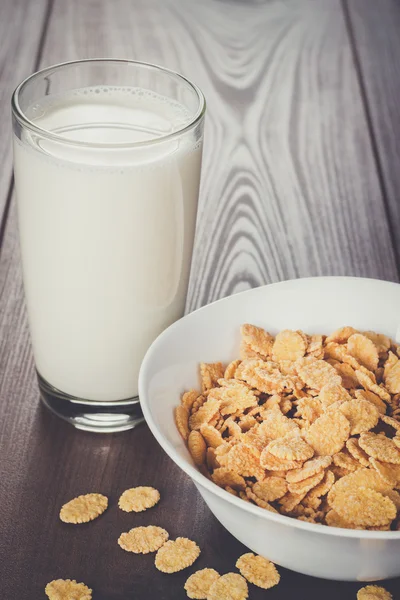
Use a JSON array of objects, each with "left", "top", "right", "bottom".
[{"left": 12, "top": 59, "right": 205, "bottom": 432}]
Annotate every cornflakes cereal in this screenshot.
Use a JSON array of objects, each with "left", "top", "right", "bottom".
[
  {"left": 258, "top": 410, "right": 299, "bottom": 440},
  {"left": 266, "top": 434, "right": 314, "bottom": 461},
  {"left": 118, "top": 486, "right": 160, "bottom": 513},
  {"left": 287, "top": 470, "right": 325, "bottom": 495},
  {"left": 211, "top": 468, "right": 246, "bottom": 491},
  {"left": 326, "top": 326, "right": 358, "bottom": 344},
  {"left": 338, "top": 399, "right": 379, "bottom": 435},
  {"left": 359, "top": 432, "right": 400, "bottom": 464},
  {"left": 297, "top": 359, "right": 342, "bottom": 391},
  {"left": 188, "top": 430, "right": 207, "bottom": 466},
  {"left": 355, "top": 389, "right": 387, "bottom": 415},
  {"left": 236, "top": 553, "right": 280, "bottom": 589},
  {"left": 176, "top": 326, "right": 400, "bottom": 530},
  {"left": 175, "top": 405, "right": 190, "bottom": 441},
  {"left": 200, "top": 362, "right": 225, "bottom": 393},
  {"left": 331, "top": 486, "right": 396, "bottom": 527},
  {"left": 207, "top": 573, "right": 248, "bottom": 600},
  {"left": 241, "top": 324, "right": 274, "bottom": 358},
  {"left": 184, "top": 569, "right": 221, "bottom": 599},
  {"left": 59, "top": 493, "right": 108, "bottom": 524},
  {"left": 155, "top": 538, "right": 200, "bottom": 573},
  {"left": 347, "top": 333, "right": 379, "bottom": 372},
  {"left": 286, "top": 456, "right": 332, "bottom": 483},
  {"left": 260, "top": 450, "right": 302, "bottom": 471},
  {"left": 118, "top": 526, "right": 169, "bottom": 554},
  {"left": 357, "top": 585, "right": 393, "bottom": 600},
  {"left": 252, "top": 477, "right": 287, "bottom": 502},
  {"left": 189, "top": 397, "right": 221, "bottom": 431},
  {"left": 304, "top": 412, "right": 350, "bottom": 456},
  {"left": 319, "top": 383, "right": 351, "bottom": 409},
  {"left": 272, "top": 330, "right": 307, "bottom": 362},
  {"left": 45, "top": 580, "right": 92, "bottom": 600},
  {"left": 346, "top": 438, "right": 370, "bottom": 467},
  {"left": 369, "top": 458, "right": 400, "bottom": 487}
]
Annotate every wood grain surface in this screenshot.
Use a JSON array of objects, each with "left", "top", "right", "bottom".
[{"left": 0, "top": 0, "right": 400, "bottom": 598}]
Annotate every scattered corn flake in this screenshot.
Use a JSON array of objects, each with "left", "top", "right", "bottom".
[
  {"left": 272, "top": 330, "right": 307, "bottom": 362},
  {"left": 355, "top": 389, "right": 387, "bottom": 415},
  {"left": 338, "top": 398, "right": 379, "bottom": 435},
  {"left": 260, "top": 449, "right": 302, "bottom": 471},
  {"left": 258, "top": 410, "right": 299, "bottom": 440},
  {"left": 357, "top": 585, "right": 393, "bottom": 600},
  {"left": 294, "top": 397, "right": 323, "bottom": 422},
  {"left": 347, "top": 333, "right": 379, "bottom": 372},
  {"left": 225, "top": 360, "right": 242, "bottom": 380},
  {"left": 207, "top": 573, "right": 248, "bottom": 600},
  {"left": 182, "top": 390, "right": 201, "bottom": 411},
  {"left": 184, "top": 569, "right": 221, "bottom": 599},
  {"left": 356, "top": 370, "right": 391, "bottom": 402},
  {"left": 45, "top": 579, "right": 92, "bottom": 600},
  {"left": 333, "top": 451, "right": 362, "bottom": 472},
  {"left": 266, "top": 434, "right": 314, "bottom": 461},
  {"left": 155, "top": 537, "right": 200, "bottom": 573},
  {"left": 211, "top": 467, "right": 246, "bottom": 491},
  {"left": 346, "top": 438, "right": 371, "bottom": 467},
  {"left": 175, "top": 405, "right": 190, "bottom": 441},
  {"left": 225, "top": 443, "right": 264, "bottom": 479},
  {"left": 304, "top": 412, "right": 350, "bottom": 456},
  {"left": 286, "top": 456, "right": 332, "bottom": 483},
  {"left": 118, "top": 486, "right": 160, "bottom": 513},
  {"left": 236, "top": 553, "right": 280, "bottom": 590},
  {"left": 325, "top": 510, "right": 355, "bottom": 529},
  {"left": 287, "top": 469, "right": 325, "bottom": 495},
  {"left": 252, "top": 477, "right": 287, "bottom": 502},
  {"left": 200, "top": 362, "right": 225, "bottom": 393},
  {"left": 188, "top": 430, "right": 207, "bottom": 466},
  {"left": 331, "top": 486, "right": 396, "bottom": 527},
  {"left": 118, "top": 526, "right": 168, "bottom": 554},
  {"left": 369, "top": 458, "right": 400, "bottom": 487},
  {"left": 319, "top": 384, "right": 351, "bottom": 410},
  {"left": 59, "top": 493, "right": 108, "bottom": 524},
  {"left": 359, "top": 432, "right": 400, "bottom": 464},
  {"left": 189, "top": 397, "right": 221, "bottom": 431},
  {"left": 241, "top": 324, "right": 274, "bottom": 358},
  {"left": 326, "top": 327, "right": 358, "bottom": 344},
  {"left": 297, "top": 359, "right": 342, "bottom": 391}
]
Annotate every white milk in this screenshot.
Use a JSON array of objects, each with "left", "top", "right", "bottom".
[{"left": 13, "top": 87, "right": 203, "bottom": 400}]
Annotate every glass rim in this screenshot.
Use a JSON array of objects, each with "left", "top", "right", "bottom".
[{"left": 11, "top": 58, "right": 206, "bottom": 150}]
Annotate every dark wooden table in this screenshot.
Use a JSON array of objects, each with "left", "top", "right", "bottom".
[{"left": 1, "top": 0, "right": 400, "bottom": 598}]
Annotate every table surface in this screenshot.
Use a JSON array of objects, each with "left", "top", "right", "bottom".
[{"left": 1, "top": 0, "right": 400, "bottom": 598}]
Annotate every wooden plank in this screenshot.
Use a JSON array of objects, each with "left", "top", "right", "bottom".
[
  {"left": 1, "top": 0, "right": 400, "bottom": 598},
  {"left": 344, "top": 0, "right": 400, "bottom": 268},
  {"left": 0, "top": 0, "right": 48, "bottom": 223}
]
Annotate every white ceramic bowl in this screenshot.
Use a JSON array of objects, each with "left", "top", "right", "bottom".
[{"left": 139, "top": 277, "right": 400, "bottom": 582}]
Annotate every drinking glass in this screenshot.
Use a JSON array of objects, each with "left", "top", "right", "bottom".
[{"left": 11, "top": 59, "right": 205, "bottom": 432}]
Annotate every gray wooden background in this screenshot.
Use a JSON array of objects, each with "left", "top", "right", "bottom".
[{"left": 1, "top": 1, "right": 400, "bottom": 598}]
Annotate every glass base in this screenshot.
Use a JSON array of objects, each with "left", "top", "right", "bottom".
[{"left": 38, "top": 372, "right": 144, "bottom": 433}]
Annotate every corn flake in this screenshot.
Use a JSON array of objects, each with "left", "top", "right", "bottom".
[
  {"left": 260, "top": 449, "right": 302, "bottom": 471},
  {"left": 200, "top": 362, "right": 225, "bottom": 393},
  {"left": 325, "top": 510, "right": 355, "bottom": 529},
  {"left": 356, "top": 370, "right": 390, "bottom": 402},
  {"left": 225, "top": 360, "right": 242, "bottom": 380},
  {"left": 286, "top": 456, "right": 332, "bottom": 483},
  {"left": 175, "top": 405, "right": 190, "bottom": 441},
  {"left": 225, "top": 443, "right": 264, "bottom": 479},
  {"left": 347, "top": 333, "right": 379, "bottom": 372},
  {"left": 258, "top": 410, "right": 299, "bottom": 440},
  {"left": 118, "top": 486, "right": 160, "bottom": 513},
  {"left": 118, "top": 526, "right": 169, "bottom": 554},
  {"left": 200, "top": 424, "right": 224, "bottom": 448},
  {"left": 355, "top": 389, "right": 387, "bottom": 415},
  {"left": 155, "top": 537, "right": 200, "bottom": 573},
  {"left": 207, "top": 573, "right": 248, "bottom": 600},
  {"left": 359, "top": 432, "right": 400, "bottom": 464},
  {"left": 297, "top": 359, "right": 342, "bottom": 391},
  {"left": 305, "top": 412, "right": 350, "bottom": 456},
  {"left": 188, "top": 430, "right": 207, "bottom": 466},
  {"left": 241, "top": 324, "right": 274, "bottom": 358},
  {"left": 59, "top": 493, "right": 108, "bottom": 524},
  {"left": 287, "top": 469, "right": 325, "bottom": 495},
  {"left": 252, "top": 477, "right": 287, "bottom": 502},
  {"left": 182, "top": 390, "right": 201, "bottom": 411},
  {"left": 338, "top": 399, "right": 379, "bottom": 435},
  {"left": 212, "top": 467, "right": 246, "bottom": 491},
  {"left": 319, "top": 384, "right": 351, "bottom": 409},
  {"left": 189, "top": 397, "right": 221, "bottom": 431},
  {"left": 272, "top": 330, "right": 307, "bottom": 362},
  {"left": 294, "top": 397, "right": 323, "bottom": 422},
  {"left": 369, "top": 458, "right": 400, "bottom": 487},
  {"left": 45, "top": 580, "right": 92, "bottom": 600},
  {"left": 266, "top": 434, "right": 314, "bottom": 461},
  {"left": 236, "top": 553, "right": 280, "bottom": 589},
  {"left": 184, "top": 569, "right": 221, "bottom": 599},
  {"left": 326, "top": 327, "right": 358, "bottom": 344},
  {"left": 346, "top": 438, "right": 370, "bottom": 467},
  {"left": 333, "top": 451, "right": 361, "bottom": 472},
  {"left": 331, "top": 486, "right": 396, "bottom": 527},
  {"left": 384, "top": 352, "right": 400, "bottom": 394},
  {"left": 357, "top": 585, "right": 393, "bottom": 600}
]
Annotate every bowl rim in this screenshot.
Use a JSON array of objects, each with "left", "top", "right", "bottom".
[{"left": 139, "top": 276, "right": 400, "bottom": 539}]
